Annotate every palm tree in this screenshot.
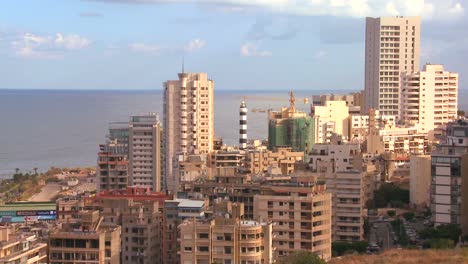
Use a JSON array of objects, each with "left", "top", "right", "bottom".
[
  {"left": 14, "top": 168, "right": 19, "bottom": 175},
  {"left": 33, "top": 168, "right": 38, "bottom": 175}
]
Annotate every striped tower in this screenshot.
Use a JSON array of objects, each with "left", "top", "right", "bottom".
[{"left": 239, "top": 101, "right": 247, "bottom": 150}]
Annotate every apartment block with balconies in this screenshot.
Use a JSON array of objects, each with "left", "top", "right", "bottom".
[
  {"left": 164, "top": 73, "right": 214, "bottom": 193},
  {"left": 253, "top": 184, "right": 332, "bottom": 261}
]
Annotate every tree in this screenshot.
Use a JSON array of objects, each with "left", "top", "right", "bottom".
[
  {"left": 277, "top": 251, "right": 326, "bottom": 264},
  {"left": 387, "top": 210, "right": 396, "bottom": 217},
  {"left": 428, "top": 238, "right": 455, "bottom": 249},
  {"left": 403, "top": 212, "right": 415, "bottom": 221},
  {"left": 33, "top": 168, "right": 38, "bottom": 175}
]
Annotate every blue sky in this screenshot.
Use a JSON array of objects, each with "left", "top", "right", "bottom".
[{"left": 0, "top": 0, "right": 466, "bottom": 90}]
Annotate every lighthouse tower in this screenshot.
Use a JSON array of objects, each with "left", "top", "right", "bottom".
[{"left": 239, "top": 101, "right": 247, "bottom": 150}]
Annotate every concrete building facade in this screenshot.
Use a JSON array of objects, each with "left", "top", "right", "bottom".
[
  {"left": 129, "top": 114, "right": 163, "bottom": 192},
  {"left": 164, "top": 72, "right": 214, "bottom": 193},
  {"left": 364, "top": 16, "right": 421, "bottom": 116},
  {"left": 409, "top": 155, "right": 431, "bottom": 207},
  {"left": 254, "top": 184, "right": 332, "bottom": 261},
  {"left": 431, "top": 121, "right": 468, "bottom": 228},
  {"left": 402, "top": 64, "right": 458, "bottom": 138},
  {"left": 0, "top": 227, "right": 47, "bottom": 264}
]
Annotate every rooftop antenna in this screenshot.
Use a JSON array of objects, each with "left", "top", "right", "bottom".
[{"left": 182, "top": 56, "right": 185, "bottom": 73}]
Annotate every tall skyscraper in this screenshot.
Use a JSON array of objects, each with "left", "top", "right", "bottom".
[
  {"left": 364, "top": 16, "right": 420, "bottom": 116},
  {"left": 239, "top": 100, "right": 247, "bottom": 150},
  {"left": 402, "top": 64, "right": 458, "bottom": 138},
  {"left": 128, "top": 114, "right": 162, "bottom": 192},
  {"left": 164, "top": 72, "right": 214, "bottom": 193}
]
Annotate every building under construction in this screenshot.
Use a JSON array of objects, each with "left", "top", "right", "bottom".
[{"left": 268, "top": 92, "right": 316, "bottom": 153}]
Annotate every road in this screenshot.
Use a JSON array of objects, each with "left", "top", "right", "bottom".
[
  {"left": 28, "top": 183, "right": 60, "bottom": 202},
  {"left": 369, "top": 221, "right": 394, "bottom": 250}
]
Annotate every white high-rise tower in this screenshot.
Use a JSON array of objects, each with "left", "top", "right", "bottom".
[
  {"left": 364, "top": 16, "right": 421, "bottom": 117},
  {"left": 239, "top": 101, "right": 247, "bottom": 150}
]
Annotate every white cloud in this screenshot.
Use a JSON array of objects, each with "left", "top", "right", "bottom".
[
  {"left": 11, "top": 32, "right": 91, "bottom": 59},
  {"left": 184, "top": 39, "right": 206, "bottom": 52},
  {"left": 90, "top": 0, "right": 464, "bottom": 20},
  {"left": 240, "top": 43, "right": 272, "bottom": 57},
  {"left": 129, "top": 43, "right": 161, "bottom": 55}
]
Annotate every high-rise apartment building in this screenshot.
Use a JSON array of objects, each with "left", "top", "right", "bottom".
[
  {"left": 164, "top": 72, "right": 214, "bottom": 193},
  {"left": 364, "top": 16, "right": 420, "bottom": 116},
  {"left": 402, "top": 64, "right": 458, "bottom": 137},
  {"left": 431, "top": 121, "right": 468, "bottom": 228},
  {"left": 129, "top": 114, "right": 162, "bottom": 192}
]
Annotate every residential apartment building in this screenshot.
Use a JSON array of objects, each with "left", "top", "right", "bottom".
[
  {"left": 48, "top": 211, "right": 121, "bottom": 264},
  {"left": 307, "top": 142, "right": 362, "bottom": 172},
  {"left": 129, "top": 114, "right": 163, "bottom": 192},
  {"left": 83, "top": 187, "right": 171, "bottom": 264},
  {"left": 0, "top": 227, "right": 47, "bottom": 264},
  {"left": 179, "top": 217, "right": 273, "bottom": 264},
  {"left": 348, "top": 111, "right": 396, "bottom": 142},
  {"left": 402, "top": 64, "right": 458, "bottom": 138},
  {"left": 367, "top": 109, "right": 428, "bottom": 155},
  {"left": 245, "top": 147, "right": 304, "bottom": 176},
  {"left": 254, "top": 184, "right": 332, "bottom": 260},
  {"left": 164, "top": 199, "right": 206, "bottom": 264},
  {"left": 56, "top": 196, "right": 84, "bottom": 223},
  {"left": 409, "top": 155, "right": 431, "bottom": 207},
  {"left": 175, "top": 153, "right": 208, "bottom": 184},
  {"left": 97, "top": 142, "right": 129, "bottom": 191},
  {"left": 311, "top": 100, "right": 350, "bottom": 143},
  {"left": 364, "top": 16, "right": 420, "bottom": 116},
  {"left": 164, "top": 72, "right": 214, "bottom": 193},
  {"left": 431, "top": 121, "right": 468, "bottom": 230},
  {"left": 97, "top": 122, "right": 129, "bottom": 191},
  {"left": 306, "top": 143, "right": 367, "bottom": 241}
]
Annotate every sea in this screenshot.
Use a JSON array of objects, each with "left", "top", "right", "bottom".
[{"left": 1, "top": 89, "right": 467, "bottom": 178}]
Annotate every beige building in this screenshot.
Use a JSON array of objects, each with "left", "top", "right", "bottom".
[
  {"left": 311, "top": 100, "right": 350, "bottom": 143},
  {"left": 245, "top": 147, "right": 304, "bottom": 175},
  {"left": 164, "top": 72, "right": 214, "bottom": 193},
  {"left": 254, "top": 184, "right": 332, "bottom": 261},
  {"left": 364, "top": 16, "right": 421, "bottom": 116},
  {"left": 307, "top": 143, "right": 362, "bottom": 172},
  {"left": 402, "top": 64, "right": 458, "bottom": 138},
  {"left": 367, "top": 109, "right": 428, "bottom": 155},
  {"left": 176, "top": 153, "right": 208, "bottom": 184},
  {"left": 129, "top": 114, "right": 163, "bottom": 192},
  {"left": 48, "top": 211, "right": 121, "bottom": 264},
  {"left": 83, "top": 187, "right": 170, "bottom": 264},
  {"left": 56, "top": 196, "right": 84, "bottom": 223},
  {"left": 179, "top": 217, "right": 273, "bottom": 264},
  {"left": 409, "top": 155, "right": 431, "bottom": 207},
  {"left": 349, "top": 111, "right": 396, "bottom": 142},
  {"left": 0, "top": 227, "right": 47, "bottom": 264}
]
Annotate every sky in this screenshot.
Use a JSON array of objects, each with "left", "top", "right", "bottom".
[{"left": 0, "top": 0, "right": 466, "bottom": 90}]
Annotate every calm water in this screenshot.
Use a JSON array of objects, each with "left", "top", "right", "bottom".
[{"left": 1, "top": 89, "right": 467, "bottom": 178}]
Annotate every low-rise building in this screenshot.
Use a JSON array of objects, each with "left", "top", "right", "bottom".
[
  {"left": 48, "top": 211, "right": 121, "bottom": 264},
  {"left": 245, "top": 147, "right": 304, "bottom": 175},
  {"left": 179, "top": 217, "right": 273, "bottom": 264},
  {"left": 0, "top": 227, "right": 47, "bottom": 264}
]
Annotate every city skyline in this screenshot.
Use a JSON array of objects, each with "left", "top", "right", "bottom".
[{"left": 0, "top": 1, "right": 466, "bottom": 90}]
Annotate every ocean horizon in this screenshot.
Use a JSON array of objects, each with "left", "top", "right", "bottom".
[{"left": 1, "top": 88, "right": 467, "bottom": 178}]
